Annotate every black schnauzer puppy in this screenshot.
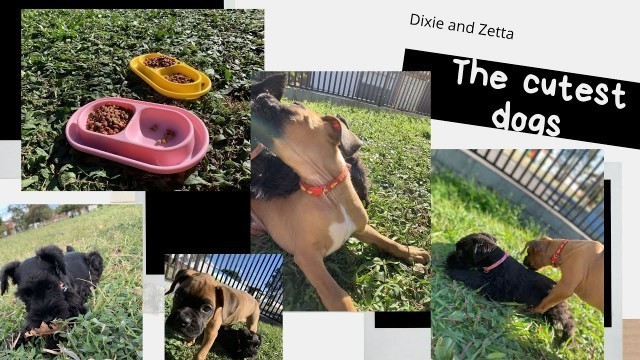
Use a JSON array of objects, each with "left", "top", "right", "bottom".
[
  {"left": 0, "top": 245, "right": 103, "bottom": 349},
  {"left": 250, "top": 74, "right": 371, "bottom": 206},
  {"left": 445, "top": 232, "right": 576, "bottom": 342},
  {"left": 213, "top": 326, "right": 262, "bottom": 360}
]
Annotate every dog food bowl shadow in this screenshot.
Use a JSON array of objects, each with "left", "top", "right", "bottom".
[
  {"left": 66, "top": 97, "right": 209, "bottom": 174},
  {"left": 129, "top": 53, "right": 211, "bottom": 100}
]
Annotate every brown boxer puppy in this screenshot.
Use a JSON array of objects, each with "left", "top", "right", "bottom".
[
  {"left": 165, "top": 269, "right": 260, "bottom": 360},
  {"left": 251, "top": 75, "right": 430, "bottom": 311},
  {"left": 523, "top": 236, "right": 604, "bottom": 313}
]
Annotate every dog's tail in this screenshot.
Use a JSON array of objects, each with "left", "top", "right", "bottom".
[{"left": 544, "top": 301, "right": 576, "bottom": 343}]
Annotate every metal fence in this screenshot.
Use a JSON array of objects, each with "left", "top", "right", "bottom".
[
  {"left": 165, "top": 254, "right": 283, "bottom": 323},
  {"left": 471, "top": 149, "right": 604, "bottom": 241},
  {"left": 253, "top": 71, "right": 431, "bottom": 116}
]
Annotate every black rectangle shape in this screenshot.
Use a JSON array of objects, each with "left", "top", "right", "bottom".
[
  {"left": 402, "top": 49, "right": 639, "bottom": 150},
  {"left": 604, "top": 180, "right": 611, "bottom": 327},
  {"left": 146, "top": 191, "right": 250, "bottom": 274},
  {"left": 374, "top": 311, "right": 430, "bottom": 328}
]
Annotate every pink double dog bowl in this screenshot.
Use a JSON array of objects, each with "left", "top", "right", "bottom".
[{"left": 65, "top": 97, "right": 209, "bottom": 174}]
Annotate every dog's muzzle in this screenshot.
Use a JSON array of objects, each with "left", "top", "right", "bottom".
[{"left": 166, "top": 308, "right": 204, "bottom": 338}]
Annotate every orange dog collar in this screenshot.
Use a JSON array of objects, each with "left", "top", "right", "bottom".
[
  {"left": 300, "top": 166, "right": 350, "bottom": 196},
  {"left": 250, "top": 143, "right": 265, "bottom": 160},
  {"left": 551, "top": 239, "right": 569, "bottom": 267}
]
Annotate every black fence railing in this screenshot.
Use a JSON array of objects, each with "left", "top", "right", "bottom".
[
  {"left": 253, "top": 71, "right": 431, "bottom": 116},
  {"left": 471, "top": 149, "right": 604, "bottom": 241},
  {"left": 165, "top": 254, "right": 283, "bottom": 323}
]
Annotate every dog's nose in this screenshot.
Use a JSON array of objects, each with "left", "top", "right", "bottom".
[{"left": 178, "top": 314, "right": 191, "bottom": 328}]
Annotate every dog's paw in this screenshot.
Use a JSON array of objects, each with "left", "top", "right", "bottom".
[
  {"left": 407, "top": 246, "right": 430, "bottom": 264},
  {"left": 528, "top": 305, "right": 546, "bottom": 315}
]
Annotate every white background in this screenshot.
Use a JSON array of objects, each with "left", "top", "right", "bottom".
[{"left": 5, "top": 1, "right": 639, "bottom": 359}]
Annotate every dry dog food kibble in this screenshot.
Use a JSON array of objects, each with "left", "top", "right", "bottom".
[
  {"left": 157, "top": 129, "right": 176, "bottom": 144},
  {"left": 86, "top": 105, "right": 134, "bottom": 135},
  {"left": 143, "top": 56, "right": 177, "bottom": 68},
  {"left": 164, "top": 73, "right": 195, "bottom": 83}
]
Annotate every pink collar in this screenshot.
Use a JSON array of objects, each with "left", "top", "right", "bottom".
[
  {"left": 483, "top": 252, "right": 509, "bottom": 273},
  {"left": 250, "top": 143, "right": 265, "bottom": 160}
]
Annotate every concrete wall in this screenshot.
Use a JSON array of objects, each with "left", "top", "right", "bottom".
[{"left": 432, "top": 149, "right": 591, "bottom": 240}]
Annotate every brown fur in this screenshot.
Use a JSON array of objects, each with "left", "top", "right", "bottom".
[
  {"left": 166, "top": 269, "right": 260, "bottom": 360},
  {"left": 251, "top": 76, "right": 430, "bottom": 311},
  {"left": 524, "top": 237, "right": 604, "bottom": 313}
]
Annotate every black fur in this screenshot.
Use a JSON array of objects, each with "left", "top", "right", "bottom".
[
  {"left": 0, "top": 245, "right": 103, "bottom": 349},
  {"left": 213, "top": 326, "right": 262, "bottom": 360},
  {"left": 445, "top": 233, "right": 576, "bottom": 342},
  {"left": 250, "top": 74, "right": 371, "bottom": 205}
]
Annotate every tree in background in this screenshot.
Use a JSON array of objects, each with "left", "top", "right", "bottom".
[
  {"left": 7, "top": 204, "right": 54, "bottom": 230},
  {"left": 24, "top": 205, "right": 53, "bottom": 225},
  {"left": 265, "top": 267, "right": 283, "bottom": 300},
  {"left": 55, "top": 204, "right": 88, "bottom": 214},
  {"left": 0, "top": 218, "right": 6, "bottom": 237},
  {"left": 8, "top": 205, "right": 26, "bottom": 230},
  {"left": 221, "top": 269, "right": 242, "bottom": 283}
]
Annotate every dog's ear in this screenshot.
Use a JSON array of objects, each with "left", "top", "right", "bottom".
[
  {"left": 335, "top": 114, "right": 350, "bottom": 128},
  {"left": 251, "top": 74, "right": 287, "bottom": 101},
  {"left": 0, "top": 261, "right": 21, "bottom": 295},
  {"left": 36, "top": 245, "right": 66, "bottom": 277},
  {"left": 86, "top": 251, "right": 104, "bottom": 280},
  {"left": 165, "top": 268, "right": 196, "bottom": 295},
  {"left": 215, "top": 285, "right": 240, "bottom": 322},
  {"left": 523, "top": 239, "right": 546, "bottom": 255},
  {"left": 323, "top": 115, "right": 363, "bottom": 157},
  {"left": 478, "top": 232, "right": 497, "bottom": 243}
]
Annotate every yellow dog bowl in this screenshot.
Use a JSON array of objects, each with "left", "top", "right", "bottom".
[{"left": 129, "top": 53, "right": 212, "bottom": 100}]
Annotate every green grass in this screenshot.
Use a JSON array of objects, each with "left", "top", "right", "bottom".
[
  {"left": 0, "top": 205, "right": 143, "bottom": 359},
  {"left": 164, "top": 297, "right": 282, "bottom": 360},
  {"left": 252, "top": 100, "right": 431, "bottom": 311},
  {"left": 431, "top": 171, "right": 603, "bottom": 360},
  {"left": 21, "top": 9, "right": 263, "bottom": 191}
]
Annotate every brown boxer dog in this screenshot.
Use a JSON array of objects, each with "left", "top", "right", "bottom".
[
  {"left": 165, "top": 269, "right": 260, "bottom": 360},
  {"left": 251, "top": 75, "right": 430, "bottom": 311},
  {"left": 523, "top": 236, "right": 604, "bottom": 313}
]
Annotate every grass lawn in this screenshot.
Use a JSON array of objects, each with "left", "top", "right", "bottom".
[
  {"left": 431, "top": 172, "right": 604, "bottom": 360},
  {"left": 21, "top": 9, "right": 263, "bottom": 191},
  {"left": 165, "top": 297, "right": 283, "bottom": 360},
  {"left": 252, "top": 100, "right": 431, "bottom": 311},
  {"left": 0, "top": 205, "right": 143, "bottom": 359}
]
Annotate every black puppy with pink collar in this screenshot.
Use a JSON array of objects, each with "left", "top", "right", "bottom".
[{"left": 445, "top": 232, "right": 576, "bottom": 342}]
